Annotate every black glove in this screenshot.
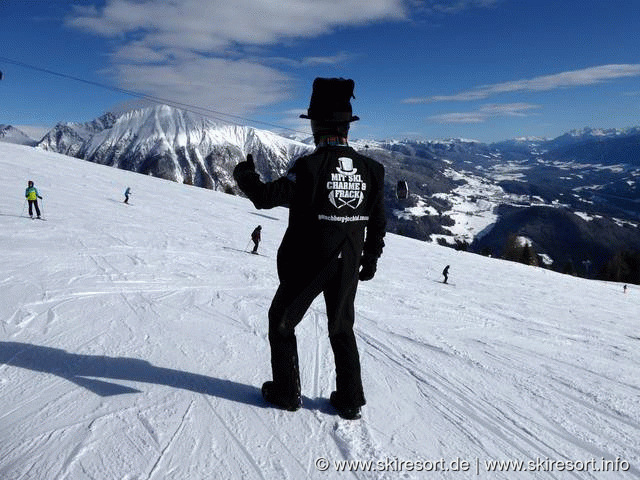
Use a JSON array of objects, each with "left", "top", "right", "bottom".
[
  {"left": 233, "top": 154, "right": 256, "bottom": 181},
  {"left": 38, "top": 196, "right": 43, "bottom": 199},
  {"left": 359, "top": 255, "right": 378, "bottom": 281}
]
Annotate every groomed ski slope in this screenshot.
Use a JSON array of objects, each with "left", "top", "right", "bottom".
[{"left": 1, "top": 142, "right": 638, "bottom": 479}]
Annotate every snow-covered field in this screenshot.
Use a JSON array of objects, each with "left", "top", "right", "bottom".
[{"left": 1, "top": 143, "right": 639, "bottom": 479}]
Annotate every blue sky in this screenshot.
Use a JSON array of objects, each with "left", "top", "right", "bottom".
[{"left": 1, "top": 0, "right": 639, "bottom": 142}]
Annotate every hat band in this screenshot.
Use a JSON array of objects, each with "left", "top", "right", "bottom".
[{"left": 300, "top": 111, "right": 359, "bottom": 122}]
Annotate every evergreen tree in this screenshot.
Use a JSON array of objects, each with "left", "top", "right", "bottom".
[
  {"left": 562, "top": 260, "right": 577, "bottom": 276},
  {"left": 503, "top": 233, "right": 521, "bottom": 262},
  {"left": 503, "top": 234, "right": 539, "bottom": 266},
  {"left": 601, "top": 250, "right": 640, "bottom": 284},
  {"left": 520, "top": 244, "right": 539, "bottom": 266}
]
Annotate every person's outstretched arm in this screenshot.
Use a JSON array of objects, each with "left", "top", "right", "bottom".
[{"left": 233, "top": 154, "right": 296, "bottom": 209}]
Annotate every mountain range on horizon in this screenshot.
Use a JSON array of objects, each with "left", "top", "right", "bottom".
[
  {"left": 5, "top": 105, "right": 640, "bottom": 153},
  {"left": 3, "top": 104, "right": 640, "bottom": 280}
]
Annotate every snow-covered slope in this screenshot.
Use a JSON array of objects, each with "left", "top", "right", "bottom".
[
  {"left": 38, "top": 105, "right": 312, "bottom": 191},
  {"left": 1, "top": 143, "right": 638, "bottom": 479}
]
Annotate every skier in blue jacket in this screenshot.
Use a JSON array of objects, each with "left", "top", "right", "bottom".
[{"left": 25, "top": 181, "right": 42, "bottom": 219}]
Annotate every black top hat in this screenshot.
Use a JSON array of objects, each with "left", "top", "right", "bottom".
[{"left": 300, "top": 77, "right": 360, "bottom": 122}]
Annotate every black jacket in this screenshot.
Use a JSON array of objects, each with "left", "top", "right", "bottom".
[{"left": 234, "top": 145, "right": 386, "bottom": 282}]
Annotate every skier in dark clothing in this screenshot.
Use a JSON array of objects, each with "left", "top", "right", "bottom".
[
  {"left": 251, "top": 225, "right": 262, "bottom": 254},
  {"left": 25, "top": 181, "right": 42, "bottom": 219},
  {"left": 442, "top": 265, "right": 450, "bottom": 284},
  {"left": 233, "top": 78, "right": 386, "bottom": 420},
  {"left": 124, "top": 187, "right": 131, "bottom": 204}
]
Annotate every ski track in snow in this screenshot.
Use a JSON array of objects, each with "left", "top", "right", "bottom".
[{"left": 1, "top": 143, "right": 639, "bottom": 479}]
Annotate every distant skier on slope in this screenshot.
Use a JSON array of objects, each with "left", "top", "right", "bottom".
[
  {"left": 442, "top": 265, "right": 450, "bottom": 284},
  {"left": 25, "top": 180, "right": 43, "bottom": 219},
  {"left": 233, "top": 78, "right": 386, "bottom": 420},
  {"left": 251, "top": 225, "right": 262, "bottom": 254},
  {"left": 124, "top": 187, "right": 131, "bottom": 204}
]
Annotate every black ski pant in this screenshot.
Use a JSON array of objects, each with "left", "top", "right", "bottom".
[
  {"left": 267, "top": 258, "right": 365, "bottom": 407},
  {"left": 252, "top": 239, "right": 259, "bottom": 253},
  {"left": 28, "top": 200, "right": 41, "bottom": 217}
]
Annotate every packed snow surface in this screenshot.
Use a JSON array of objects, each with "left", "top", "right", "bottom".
[{"left": 1, "top": 143, "right": 639, "bottom": 479}]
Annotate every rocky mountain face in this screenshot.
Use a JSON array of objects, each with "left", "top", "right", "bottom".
[
  {"left": 37, "top": 105, "right": 312, "bottom": 192},
  {"left": 33, "top": 105, "right": 640, "bottom": 277}
]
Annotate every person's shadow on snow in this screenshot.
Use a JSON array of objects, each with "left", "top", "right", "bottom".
[{"left": 0, "top": 341, "right": 265, "bottom": 408}]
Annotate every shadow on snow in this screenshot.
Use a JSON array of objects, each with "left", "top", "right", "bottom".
[
  {"left": 0, "top": 341, "right": 265, "bottom": 407},
  {"left": 0, "top": 341, "right": 334, "bottom": 413}
]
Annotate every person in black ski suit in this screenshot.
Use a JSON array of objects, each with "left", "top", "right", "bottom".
[
  {"left": 233, "top": 78, "right": 386, "bottom": 419},
  {"left": 251, "top": 225, "right": 262, "bottom": 254},
  {"left": 442, "top": 265, "right": 450, "bottom": 284}
]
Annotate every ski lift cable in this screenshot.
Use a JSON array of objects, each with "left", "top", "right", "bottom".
[{"left": 0, "top": 56, "right": 312, "bottom": 137}]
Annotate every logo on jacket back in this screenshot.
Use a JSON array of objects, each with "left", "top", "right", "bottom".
[{"left": 326, "top": 157, "right": 366, "bottom": 209}]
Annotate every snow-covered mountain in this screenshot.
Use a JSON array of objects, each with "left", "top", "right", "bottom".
[
  {"left": 374, "top": 133, "right": 640, "bottom": 274},
  {"left": 38, "top": 105, "right": 312, "bottom": 192},
  {"left": 562, "top": 126, "right": 640, "bottom": 140},
  {"left": 1, "top": 142, "right": 639, "bottom": 479},
  {"left": 0, "top": 124, "right": 36, "bottom": 146},
  {"left": 32, "top": 105, "right": 640, "bottom": 275}
]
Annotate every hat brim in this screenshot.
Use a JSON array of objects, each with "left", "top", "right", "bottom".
[{"left": 299, "top": 114, "right": 360, "bottom": 122}]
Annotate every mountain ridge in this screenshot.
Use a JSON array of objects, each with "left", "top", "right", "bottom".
[
  {"left": 37, "top": 105, "right": 312, "bottom": 192},
  {"left": 5, "top": 105, "right": 640, "bottom": 276},
  {"left": 0, "top": 124, "right": 37, "bottom": 146}
]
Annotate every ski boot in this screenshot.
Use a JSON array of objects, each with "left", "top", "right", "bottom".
[
  {"left": 330, "top": 391, "right": 362, "bottom": 420},
  {"left": 261, "top": 381, "right": 302, "bottom": 411}
]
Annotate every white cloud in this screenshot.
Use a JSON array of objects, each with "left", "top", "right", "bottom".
[
  {"left": 429, "top": 112, "right": 487, "bottom": 124},
  {"left": 268, "top": 52, "right": 355, "bottom": 68},
  {"left": 64, "top": 0, "right": 506, "bottom": 120},
  {"left": 109, "top": 43, "right": 170, "bottom": 65},
  {"left": 405, "top": 64, "right": 640, "bottom": 104},
  {"left": 477, "top": 103, "right": 540, "bottom": 116},
  {"left": 300, "top": 52, "right": 355, "bottom": 67},
  {"left": 426, "top": 0, "right": 500, "bottom": 14},
  {"left": 65, "top": 0, "right": 407, "bottom": 118},
  {"left": 278, "top": 110, "right": 315, "bottom": 137},
  {"left": 106, "top": 57, "right": 293, "bottom": 119},
  {"left": 430, "top": 102, "right": 540, "bottom": 124},
  {"left": 66, "top": 0, "right": 407, "bottom": 49}
]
